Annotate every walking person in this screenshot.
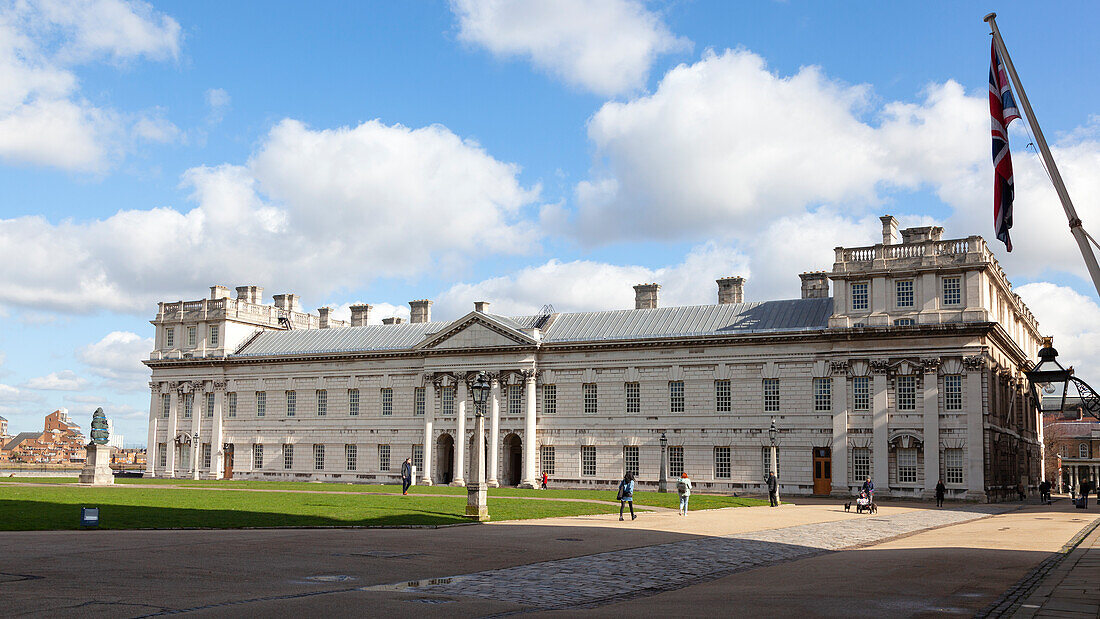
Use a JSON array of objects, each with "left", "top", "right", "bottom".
[
  {"left": 541, "top": 471, "right": 548, "bottom": 490},
  {"left": 1081, "top": 479, "right": 1091, "bottom": 509},
  {"left": 766, "top": 471, "right": 779, "bottom": 507},
  {"left": 618, "top": 472, "right": 636, "bottom": 521},
  {"left": 935, "top": 479, "right": 946, "bottom": 508},
  {"left": 676, "top": 472, "right": 692, "bottom": 515},
  {"left": 1039, "top": 479, "right": 1052, "bottom": 505},
  {"left": 401, "top": 457, "right": 413, "bottom": 495}
]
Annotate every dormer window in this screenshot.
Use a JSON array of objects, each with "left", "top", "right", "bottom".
[
  {"left": 895, "top": 280, "right": 914, "bottom": 308},
  {"left": 851, "top": 282, "right": 869, "bottom": 311}
]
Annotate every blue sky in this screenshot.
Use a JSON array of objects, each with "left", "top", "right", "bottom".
[{"left": 2, "top": 0, "right": 1099, "bottom": 444}]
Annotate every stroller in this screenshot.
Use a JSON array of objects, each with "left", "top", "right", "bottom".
[{"left": 855, "top": 490, "right": 876, "bottom": 514}]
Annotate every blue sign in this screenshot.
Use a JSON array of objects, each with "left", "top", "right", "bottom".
[{"left": 81, "top": 507, "right": 99, "bottom": 528}]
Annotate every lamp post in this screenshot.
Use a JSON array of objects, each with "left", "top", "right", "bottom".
[
  {"left": 658, "top": 432, "right": 668, "bottom": 493},
  {"left": 769, "top": 418, "right": 779, "bottom": 505},
  {"left": 466, "top": 372, "right": 490, "bottom": 521},
  {"left": 192, "top": 431, "right": 200, "bottom": 480}
]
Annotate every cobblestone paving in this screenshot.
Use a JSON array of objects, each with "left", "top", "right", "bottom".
[{"left": 382, "top": 506, "right": 1010, "bottom": 610}]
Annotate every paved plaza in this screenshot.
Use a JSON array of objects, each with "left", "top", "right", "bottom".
[{"left": 1, "top": 498, "right": 1096, "bottom": 617}]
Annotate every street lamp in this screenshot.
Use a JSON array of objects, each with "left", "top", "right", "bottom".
[
  {"left": 768, "top": 418, "right": 779, "bottom": 505},
  {"left": 658, "top": 432, "right": 668, "bottom": 493},
  {"left": 465, "top": 372, "right": 491, "bottom": 521}
]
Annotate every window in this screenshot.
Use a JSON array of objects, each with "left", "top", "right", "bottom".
[
  {"left": 317, "top": 389, "right": 327, "bottom": 416},
  {"left": 542, "top": 384, "right": 556, "bottom": 414},
  {"left": 625, "top": 382, "right": 640, "bottom": 414},
  {"left": 714, "top": 446, "right": 731, "bottom": 479},
  {"left": 897, "top": 447, "right": 918, "bottom": 483},
  {"left": 715, "top": 380, "right": 731, "bottom": 413},
  {"left": 762, "top": 447, "right": 781, "bottom": 478},
  {"left": 508, "top": 385, "right": 523, "bottom": 416},
  {"left": 253, "top": 444, "right": 263, "bottom": 469},
  {"left": 345, "top": 444, "right": 357, "bottom": 471},
  {"left": 541, "top": 446, "right": 555, "bottom": 476},
  {"left": 286, "top": 390, "right": 296, "bottom": 417},
  {"left": 624, "top": 446, "right": 639, "bottom": 475},
  {"left": 165, "top": 327, "right": 175, "bottom": 348},
  {"left": 412, "top": 444, "right": 424, "bottom": 473},
  {"left": 256, "top": 391, "right": 266, "bottom": 417},
  {"left": 583, "top": 383, "right": 598, "bottom": 414},
  {"left": 852, "top": 447, "right": 870, "bottom": 481},
  {"left": 669, "top": 446, "right": 684, "bottom": 477},
  {"left": 945, "top": 448, "right": 964, "bottom": 484},
  {"left": 313, "top": 444, "right": 325, "bottom": 470},
  {"left": 853, "top": 376, "right": 870, "bottom": 411},
  {"left": 813, "top": 377, "right": 831, "bottom": 412},
  {"left": 158, "top": 444, "right": 167, "bottom": 468},
  {"left": 896, "top": 376, "right": 916, "bottom": 410},
  {"left": 180, "top": 447, "right": 190, "bottom": 469},
  {"left": 209, "top": 325, "right": 219, "bottom": 347},
  {"left": 944, "top": 375, "right": 963, "bottom": 411},
  {"left": 441, "top": 386, "right": 454, "bottom": 416},
  {"left": 227, "top": 392, "right": 237, "bottom": 418},
  {"left": 852, "top": 282, "right": 869, "bottom": 311},
  {"left": 379, "top": 444, "right": 391, "bottom": 471},
  {"left": 581, "top": 445, "right": 596, "bottom": 476},
  {"left": 1061, "top": 445, "right": 1070, "bottom": 457},
  {"left": 893, "top": 318, "right": 915, "bottom": 326},
  {"left": 414, "top": 387, "right": 425, "bottom": 416},
  {"left": 206, "top": 392, "right": 215, "bottom": 418},
  {"left": 349, "top": 388, "right": 359, "bottom": 416},
  {"left": 895, "top": 280, "right": 914, "bottom": 308},
  {"left": 669, "top": 381, "right": 684, "bottom": 413},
  {"left": 161, "top": 393, "right": 170, "bottom": 418},
  {"left": 380, "top": 388, "right": 392, "bottom": 416},
  {"left": 1081, "top": 443, "right": 1090, "bottom": 458},
  {"left": 187, "top": 326, "right": 196, "bottom": 347},
  {"left": 183, "top": 393, "right": 193, "bottom": 419},
  {"left": 943, "top": 276, "right": 962, "bottom": 306},
  {"left": 202, "top": 443, "right": 211, "bottom": 469},
  {"left": 283, "top": 444, "right": 294, "bottom": 470},
  {"left": 763, "top": 379, "right": 780, "bottom": 412}
]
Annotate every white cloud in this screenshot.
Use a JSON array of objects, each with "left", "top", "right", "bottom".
[
  {"left": 205, "top": 87, "right": 230, "bottom": 124},
  {"left": 0, "top": 118, "right": 541, "bottom": 313},
  {"left": 0, "top": 383, "right": 43, "bottom": 403},
  {"left": 23, "top": 369, "right": 88, "bottom": 391},
  {"left": 0, "top": 0, "right": 181, "bottom": 171},
  {"left": 451, "top": 0, "right": 690, "bottom": 96},
  {"left": 76, "top": 331, "right": 152, "bottom": 391},
  {"left": 1016, "top": 282, "right": 1100, "bottom": 380}
]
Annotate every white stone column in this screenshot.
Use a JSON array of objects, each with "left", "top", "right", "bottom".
[
  {"left": 422, "top": 378, "right": 435, "bottom": 486},
  {"left": 520, "top": 370, "right": 538, "bottom": 488},
  {"left": 212, "top": 385, "right": 225, "bottom": 479},
  {"left": 165, "top": 388, "right": 179, "bottom": 477},
  {"left": 831, "top": 369, "right": 848, "bottom": 496},
  {"left": 145, "top": 386, "right": 158, "bottom": 477},
  {"left": 923, "top": 366, "right": 940, "bottom": 496},
  {"left": 965, "top": 361, "right": 986, "bottom": 500},
  {"left": 488, "top": 377, "right": 501, "bottom": 487},
  {"left": 872, "top": 370, "right": 889, "bottom": 494},
  {"left": 191, "top": 390, "right": 202, "bottom": 480},
  {"left": 453, "top": 379, "right": 467, "bottom": 486}
]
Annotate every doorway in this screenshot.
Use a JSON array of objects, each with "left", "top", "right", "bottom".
[
  {"left": 436, "top": 434, "right": 455, "bottom": 485},
  {"left": 812, "top": 447, "right": 832, "bottom": 495},
  {"left": 503, "top": 433, "right": 522, "bottom": 486},
  {"left": 223, "top": 444, "right": 234, "bottom": 479}
]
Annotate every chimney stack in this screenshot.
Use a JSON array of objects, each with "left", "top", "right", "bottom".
[
  {"left": 634, "top": 283, "right": 660, "bottom": 309},
  {"left": 382, "top": 317, "right": 405, "bottom": 325},
  {"left": 273, "top": 293, "right": 301, "bottom": 313},
  {"left": 900, "top": 225, "right": 945, "bottom": 244},
  {"left": 349, "top": 304, "right": 372, "bottom": 327},
  {"left": 236, "top": 285, "right": 263, "bottom": 304},
  {"left": 318, "top": 306, "right": 333, "bottom": 329},
  {"left": 880, "top": 215, "right": 899, "bottom": 246},
  {"left": 799, "top": 272, "right": 830, "bottom": 299},
  {"left": 210, "top": 285, "right": 231, "bottom": 300},
  {"left": 474, "top": 301, "right": 491, "bottom": 313},
  {"left": 409, "top": 299, "right": 433, "bottom": 323},
  {"left": 716, "top": 276, "right": 744, "bottom": 304}
]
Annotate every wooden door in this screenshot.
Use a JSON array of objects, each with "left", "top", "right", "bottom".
[
  {"left": 812, "top": 447, "right": 831, "bottom": 495},
  {"left": 223, "top": 444, "right": 234, "bottom": 480}
]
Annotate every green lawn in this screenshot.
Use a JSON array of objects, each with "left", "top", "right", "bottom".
[{"left": 0, "top": 485, "right": 625, "bottom": 530}]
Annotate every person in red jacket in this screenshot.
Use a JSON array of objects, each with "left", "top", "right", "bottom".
[{"left": 541, "top": 471, "right": 548, "bottom": 489}]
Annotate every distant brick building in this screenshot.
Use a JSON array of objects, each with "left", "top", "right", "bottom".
[
  {"left": 1044, "top": 399, "right": 1100, "bottom": 492},
  {"left": 3, "top": 410, "right": 88, "bottom": 464}
]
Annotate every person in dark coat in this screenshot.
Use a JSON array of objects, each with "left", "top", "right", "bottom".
[
  {"left": 934, "top": 479, "right": 946, "bottom": 508},
  {"left": 766, "top": 471, "right": 779, "bottom": 507},
  {"left": 1039, "top": 479, "right": 1052, "bottom": 505},
  {"left": 1081, "top": 479, "right": 1091, "bottom": 509},
  {"left": 861, "top": 477, "right": 875, "bottom": 501},
  {"left": 401, "top": 458, "right": 413, "bottom": 495}
]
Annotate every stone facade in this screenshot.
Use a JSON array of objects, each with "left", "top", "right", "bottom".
[{"left": 143, "top": 217, "right": 1044, "bottom": 501}]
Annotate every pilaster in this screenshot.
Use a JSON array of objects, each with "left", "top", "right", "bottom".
[
  {"left": 145, "top": 385, "right": 158, "bottom": 477},
  {"left": 453, "top": 379, "right": 467, "bottom": 486},
  {"left": 422, "top": 375, "right": 435, "bottom": 485},
  {"left": 166, "top": 386, "right": 179, "bottom": 477},
  {"left": 964, "top": 355, "right": 988, "bottom": 501},
  {"left": 212, "top": 382, "right": 225, "bottom": 479},
  {"left": 871, "top": 362, "right": 889, "bottom": 494},
  {"left": 488, "top": 376, "right": 501, "bottom": 487},
  {"left": 520, "top": 369, "right": 538, "bottom": 488},
  {"left": 922, "top": 359, "right": 940, "bottom": 496},
  {"left": 830, "top": 361, "right": 849, "bottom": 496}
]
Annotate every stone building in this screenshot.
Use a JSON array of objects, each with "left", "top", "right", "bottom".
[{"left": 143, "top": 216, "right": 1044, "bottom": 501}]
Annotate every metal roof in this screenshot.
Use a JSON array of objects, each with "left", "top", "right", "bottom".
[{"left": 232, "top": 298, "right": 833, "bottom": 358}]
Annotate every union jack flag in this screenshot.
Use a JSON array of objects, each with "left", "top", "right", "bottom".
[{"left": 989, "top": 41, "right": 1020, "bottom": 252}]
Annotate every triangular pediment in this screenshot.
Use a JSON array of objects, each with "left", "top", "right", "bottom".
[{"left": 416, "top": 313, "right": 538, "bottom": 350}]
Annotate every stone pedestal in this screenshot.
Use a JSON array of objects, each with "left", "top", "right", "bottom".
[
  {"left": 465, "top": 413, "right": 489, "bottom": 521},
  {"left": 79, "top": 443, "right": 114, "bottom": 485}
]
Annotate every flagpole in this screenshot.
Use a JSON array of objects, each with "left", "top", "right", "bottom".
[{"left": 984, "top": 12, "right": 1100, "bottom": 298}]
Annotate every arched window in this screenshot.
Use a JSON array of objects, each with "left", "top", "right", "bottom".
[{"left": 1080, "top": 443, "right": 1090, "bottom": 459}]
